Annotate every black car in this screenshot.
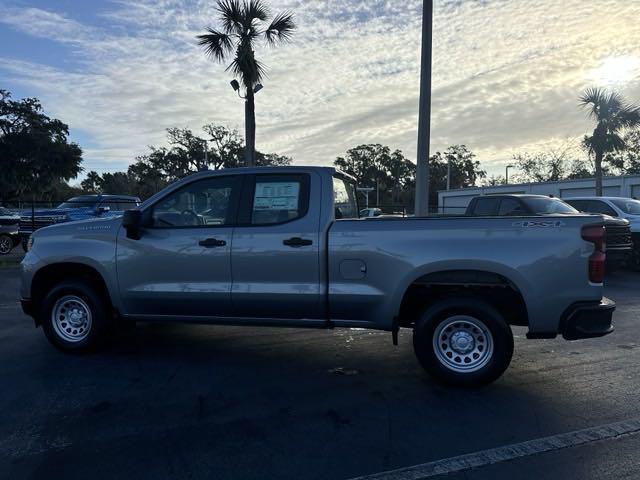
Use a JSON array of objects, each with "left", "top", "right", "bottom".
[
  {"left": 465, "top": 194, "right": 633, "bottom": 266},
  {"left": 0, "top": 207, "right": 21, "bottom": 255}
]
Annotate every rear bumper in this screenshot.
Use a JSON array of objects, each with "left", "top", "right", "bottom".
[{"left": 560, "top": 297, "right": 615, "bottom": 340}]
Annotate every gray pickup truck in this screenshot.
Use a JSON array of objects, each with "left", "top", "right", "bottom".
[{"left": 20, "top": 167, "right": 615, "bottom": 386}]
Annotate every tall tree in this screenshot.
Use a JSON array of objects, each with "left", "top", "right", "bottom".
[
  {"left": 580, "top": 87, "right": 640, "bottom": 195},
  {"left": 603, "top": 129, "right": 640, "bottom": 175},
  {"left": 197, "top": 0, "right": 296, "bottom": 167},
  {"left": 0, "top": 89, "right": 83, "bottom": 202},
  {"left": 334, "top": 144, "right": 415, "bottom": 207},
  {"left": 428, "top": 145, "right": 485, "bottom": 205}
]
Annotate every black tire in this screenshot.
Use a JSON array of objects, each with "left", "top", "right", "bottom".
[
  {"left": 0, "top": 234, "right": 12, "bottom": 255},
  {"left": 413, "top": 297, "right": 514, "bottom": 387},
  {"left": 39, "top": 281, "right": 111, "bottom": 353}
]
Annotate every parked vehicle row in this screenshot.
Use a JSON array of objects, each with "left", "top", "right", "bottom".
[
  {"left": 465, "top": 194, "right": 634, "bottom": 267},
  {"left": 20, "top": 167, "right": 615, "bottom": 386},
  {"left": 563, "top": 197, "right": 640, "bottom": 269},
  {"left": 18, "top": 194, "right": 140, "bottom": 251},
  {"left": 0, "top": 207, "right": 21, "bottom": 255}
]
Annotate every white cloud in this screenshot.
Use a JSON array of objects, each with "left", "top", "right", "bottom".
[{"left": 1, "top": 0, "right": 640, "bottom": 177}]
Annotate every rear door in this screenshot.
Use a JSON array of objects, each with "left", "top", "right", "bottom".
[{"left": 230, "top": 172, "right": 322, "bottom": 319}]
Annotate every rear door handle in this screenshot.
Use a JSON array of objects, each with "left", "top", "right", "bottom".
[
  {"left": 283, "top": 237, "right": 313, "bottom": 247},
  {"left": 199, "top": 238, "right": 227, "bottom": 248}
]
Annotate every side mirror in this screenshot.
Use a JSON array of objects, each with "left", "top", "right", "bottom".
[{"left": 122, "top": 210, "right": 143, "bottom": 240}]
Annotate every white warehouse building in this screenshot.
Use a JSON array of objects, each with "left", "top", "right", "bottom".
[{"left": 438, "top": 175, "right": 640, "bottom": 214}]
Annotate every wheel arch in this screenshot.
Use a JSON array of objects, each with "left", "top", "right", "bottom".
[
  {"left": 395, "top": 267, "right": 530, "bottom": 329},
  {"left": 31, "top": 262, "right": 115, "bottom": 325}
]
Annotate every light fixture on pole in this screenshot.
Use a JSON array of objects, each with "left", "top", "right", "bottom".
[
  {"left": 414, "top": 0, "right": 433, "bottom": 217},
  {"left": 505, "top": 164, "right": 514, "bottom": 184}
]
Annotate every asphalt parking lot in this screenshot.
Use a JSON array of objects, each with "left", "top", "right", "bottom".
[{"left": 0, "top": 254, "right": 639, "bottom": 480}]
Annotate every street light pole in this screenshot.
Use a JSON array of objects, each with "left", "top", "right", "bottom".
[
  {"left": 414, "top": 0, "right": 433, "bottom": 217},
  {"left": 505, "top": 164, "right": 514, "bottom": 184},
  {"left": 446, "top": 157, "right": 451, "bottom": 190}
]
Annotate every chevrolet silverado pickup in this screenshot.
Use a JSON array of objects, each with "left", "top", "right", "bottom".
[{"left": 20, "top": 167, "right": 615, "bottom": 386}]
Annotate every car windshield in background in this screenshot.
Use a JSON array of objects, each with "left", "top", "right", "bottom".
[
  {"left": 522, "top": 197, "right": 578, "bottom": 214},
  {"left": 611, "top": 199, "right": 640, "bottom": 215},
  {"left": 0, "top": 207, "right": 12, "bottom": 216},
  {"left": 57, "top": 197, "right": 98, "bottom": 209}
]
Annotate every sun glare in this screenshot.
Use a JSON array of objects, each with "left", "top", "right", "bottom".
[{"left": 590, "top": 55, "right": 640, "bottom": 85}]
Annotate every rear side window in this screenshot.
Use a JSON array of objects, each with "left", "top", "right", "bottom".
[
  {"left": 250, "top": 174, "right": 309, "bottom": 225},
  {"left": 472, "top": 197, "right": 499, "bottom": 215},
  {"left": 333, "top": 176, "right": 358, "bottom": 219}
]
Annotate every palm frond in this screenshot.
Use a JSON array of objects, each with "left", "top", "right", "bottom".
[
  {"left": 579, "top": 87, "right": 607, "bottom": 120},
  {"left": 216, "top": 0, "right": 244, "bottom": 34},
  {"left": 265, "top": 11, "right": 296, "bottom": 45},
  {"left": 244, "top": 0, "right": 270, "bottom": 24},
  {"left": 197, "top": 28, "right": 233, "bottom": 62},
  {"left": 618, "top": 103, "right": 640, "bottom": 129}
]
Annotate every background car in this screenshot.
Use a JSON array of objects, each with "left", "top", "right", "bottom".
[
  {"left": 564, "top": 197, "right": 640, "bottom": 268},
  {"left": 0, "top": 206, "right": 21, "bottom": 255}
]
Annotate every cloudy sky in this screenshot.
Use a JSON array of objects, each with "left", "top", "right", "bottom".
[{"left": 1, "top": 0, "right": 640, "bottom": 178}]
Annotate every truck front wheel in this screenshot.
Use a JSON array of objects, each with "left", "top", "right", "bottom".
[
  {"left": 413, "top": 297, "right": 513, "bottom": 387},
  {"left": 39, "top": 281, "right": 111, "bottom": 353}
]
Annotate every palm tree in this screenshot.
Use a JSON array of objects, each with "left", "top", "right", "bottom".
[
  {"left": 197, "top": 0, "right": 295, "bottom": 167},
  {"left": 580, "top": 87, "right": 640, "bottom": 195}
]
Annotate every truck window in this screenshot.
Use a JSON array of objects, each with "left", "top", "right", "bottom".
[
  {"left": 251, "top": 174, "right": 309, "bottom": 225},
  {"left": 565, "top": 199, "right": 589, "bottom": 212},
  {"left": 497, "top": 198, "right": 524, "bottom": 216},
  {"left": 472, "top": 197, "right": 499, "bottom": 215},
  {"left": 151, "top": 176, "right": 240, "bottom": 227},
  {"left": 587, "top": 200, "right": 618, "bottom": 217},
  {"left": 333, "top": 176, "right": 358, "bottom": 219}
]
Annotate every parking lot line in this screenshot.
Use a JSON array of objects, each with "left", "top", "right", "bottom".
[{"left": 348, "top": 417, "right": 640, "bottom": 480}]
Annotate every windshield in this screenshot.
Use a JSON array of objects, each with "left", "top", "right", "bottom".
[
  {"left": 610, "top": 198, "right": 640, "bottom": 215},
  {"left": 57, "top": 197, "right": 98, "bottom": 209},
  {"left": 522, "top": 197, "right": 578, "bottom": 215}
]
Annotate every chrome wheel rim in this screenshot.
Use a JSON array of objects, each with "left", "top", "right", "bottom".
[
  {"left": 433, "top": 315, "right": 493, "bottom": 373},
  {"left": 0, "top": 236, "right": 11, "bottom": 254},
  {"left": 52, "top": 295, "right": 92, "bottom": 343}
]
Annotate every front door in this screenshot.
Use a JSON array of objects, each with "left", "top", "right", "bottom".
[
  {"left": 117, "top": 175, "right": 241, "bottom": 317},
  {"left": 231, "top": 172, "right": 322, "bottom": 319}
]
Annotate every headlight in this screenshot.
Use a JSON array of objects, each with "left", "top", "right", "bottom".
[{"left": 27, "top": 236, "right": 34, "bottom": 252}]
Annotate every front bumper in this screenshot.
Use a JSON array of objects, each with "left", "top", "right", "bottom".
[{"left": 560, "top": 297, "right": 615, "bottom": 340}]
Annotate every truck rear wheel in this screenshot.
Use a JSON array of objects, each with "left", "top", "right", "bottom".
[
  {"left": 413, "top": 297, "right": 513, "bottom": 387},
  {"left": 40, "top": 281, "right": 111, "bottom": 353}
]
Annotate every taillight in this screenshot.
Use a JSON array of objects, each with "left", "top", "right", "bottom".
[{"left": 582, "top": 226, "right": 606, "bottom": 284}]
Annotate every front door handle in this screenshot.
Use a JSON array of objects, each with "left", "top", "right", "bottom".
[
  {"left": 199, "top": 238, "right": 227, "bottom": 248},
  {"left": 283, "top": 237, "right": 313, "bottom": 247}
]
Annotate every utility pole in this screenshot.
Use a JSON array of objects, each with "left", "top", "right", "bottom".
[
  {"left": 414, "top": 0, "right": 433, "bottom": 217},
  {"left": 446, "top": 157, "right": 451, "bottom": 190}
]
